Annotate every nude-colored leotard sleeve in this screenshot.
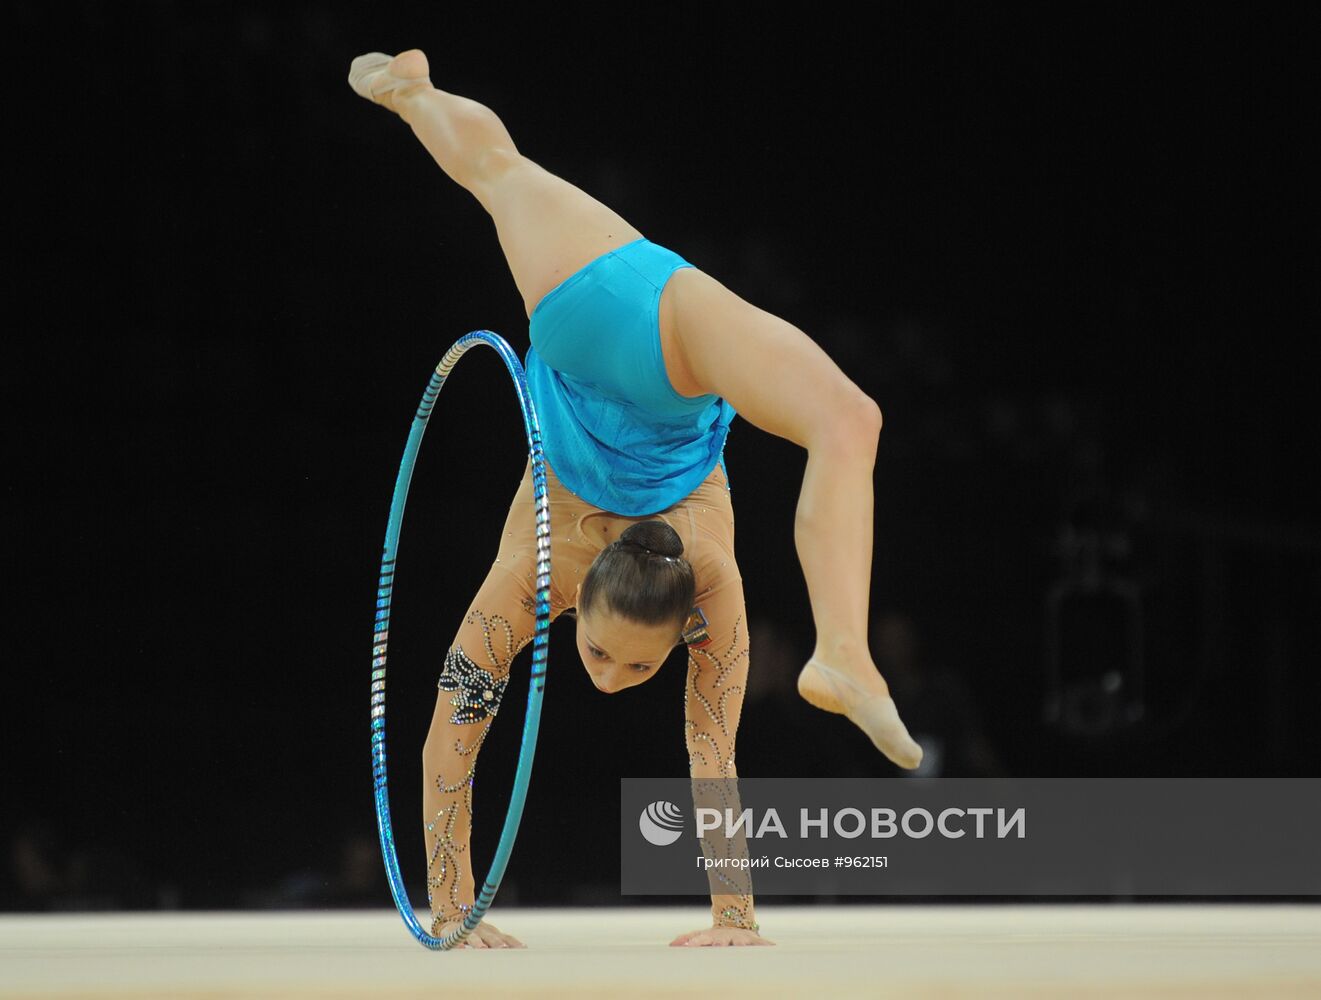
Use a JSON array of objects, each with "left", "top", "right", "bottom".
[
  {"left": 680, "top": 540, "right": 759, "bottom": 931},
  {"left": 421, "top": 561, "right": 544, "bottom": 934}
]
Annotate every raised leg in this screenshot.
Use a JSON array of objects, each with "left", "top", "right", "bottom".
[
  {"left": 664, "top": 270, "right": 925, "bottom": 769},
  {"left": 352, "top": 49, "right": 645, "bottom": 319}
]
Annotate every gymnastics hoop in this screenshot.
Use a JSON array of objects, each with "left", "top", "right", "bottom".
[{"left": 371, "top": 330, "right": 551, "bottom": 950}]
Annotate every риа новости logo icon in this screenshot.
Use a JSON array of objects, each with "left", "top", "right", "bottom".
[{"left": 639, "top": 800, "right": 685, "bottom": 845}]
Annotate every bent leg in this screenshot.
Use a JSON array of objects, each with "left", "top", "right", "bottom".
[
  {"left": 378, "top": 52, "right": 645, "bottom": 318},
  {"left": 662, "top": 268, "right": 923, "bottom": 767}
]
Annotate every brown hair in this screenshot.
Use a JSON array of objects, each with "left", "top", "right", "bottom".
[{"left": 579, "top": 520, "right": 695, "bottom": 635}]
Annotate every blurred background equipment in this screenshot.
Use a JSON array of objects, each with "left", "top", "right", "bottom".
[{"left": 1044, "top": 495, "right": 1146, "bottom": 737}]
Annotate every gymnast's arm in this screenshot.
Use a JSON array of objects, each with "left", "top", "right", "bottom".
[
  {"left": 422, "top": 562, "right": 542, "bottom": 949},
  {"left": 670, "top": 571, "right": 775, "bottom": 946}
]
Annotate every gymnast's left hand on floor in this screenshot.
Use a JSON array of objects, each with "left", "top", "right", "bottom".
[{"left": 670, "top": 925, "right": 776, "bottom": 947}]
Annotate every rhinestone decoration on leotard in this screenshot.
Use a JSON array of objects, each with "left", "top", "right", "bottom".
[
  {"left": 522, "top": 592, "right": 568, "bottom": 620},
  {"left": 425, "top": 711, "right": 491, "bottom": 924},
  {"left": 425, "top": 608, "right": 535, "bottom": 930},
  {"left": 468, "top": 607, "right": 532, "bottom": 680},
  {"left": 718, "top": 906, "right": 758, "bottom": 933},
  {"left": 692, "top": 771, "right": 757, "bottom": 931},
  {"left": 430, "top": 905, "right": 473, "bottom": 939},
  {"left": 682, "top": 609, "right": 756, "bottom": 931},
  {"left": 683, "top": 611, "right": 747, "bottom": 776},
  {"left": 436, "top": 644, "right": 510, "bottom": 724},
  {"left": 435, "top": 609, "right": 534, "bottom": 723}
]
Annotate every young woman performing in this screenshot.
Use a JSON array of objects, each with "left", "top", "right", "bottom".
[{"left": 348, "top": 49, "right": 923, "bottom": 949}]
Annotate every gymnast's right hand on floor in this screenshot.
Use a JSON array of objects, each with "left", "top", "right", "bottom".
[{"left": 432, "top": 918, "right": 526, "bottom": 949}]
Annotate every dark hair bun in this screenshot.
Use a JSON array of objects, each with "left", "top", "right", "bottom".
[
  {"left": 619, "top": 520, "right": 685, "bottom": 559},
  {"left": 581, "top": 518, "right": 695, "bottom": 629}
]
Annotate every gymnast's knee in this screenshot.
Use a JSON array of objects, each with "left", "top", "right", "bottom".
[
  {"left": 860, "top": 394, "right": 883, "bottom": 434},
  {"left": 831, "top": 390, "right": 883, "bottom": 440},
  {"left": 471, "top": 146, "right": 526, "bottom": 193}
]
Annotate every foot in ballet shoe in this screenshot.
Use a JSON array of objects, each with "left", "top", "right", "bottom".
[
  {"left": 797, "top": 657, "right": 924, "bottom": 769},
  {"left": 347, "top": 49, "right": 433, "bottom": 111}
]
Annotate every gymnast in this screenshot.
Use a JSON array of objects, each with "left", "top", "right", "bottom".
[{"left": 349, "top": 49, "right": 923, "bottom": 949}]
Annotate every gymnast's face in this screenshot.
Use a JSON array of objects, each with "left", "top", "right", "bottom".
[{"left": 572, "top": 582, "right": 681, "bottom": 694}]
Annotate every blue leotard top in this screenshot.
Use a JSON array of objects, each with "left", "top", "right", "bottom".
[{"left": 524, "top": 237, "right": 735, "bottom": 517}]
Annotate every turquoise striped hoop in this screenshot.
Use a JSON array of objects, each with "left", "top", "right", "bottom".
[{"left": 371, "top": 330, "right": 551, "bottom": 949}]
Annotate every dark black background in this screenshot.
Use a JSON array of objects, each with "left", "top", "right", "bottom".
[{"left": 5, "top": 3, "right": 1316, "bottom": 913}]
